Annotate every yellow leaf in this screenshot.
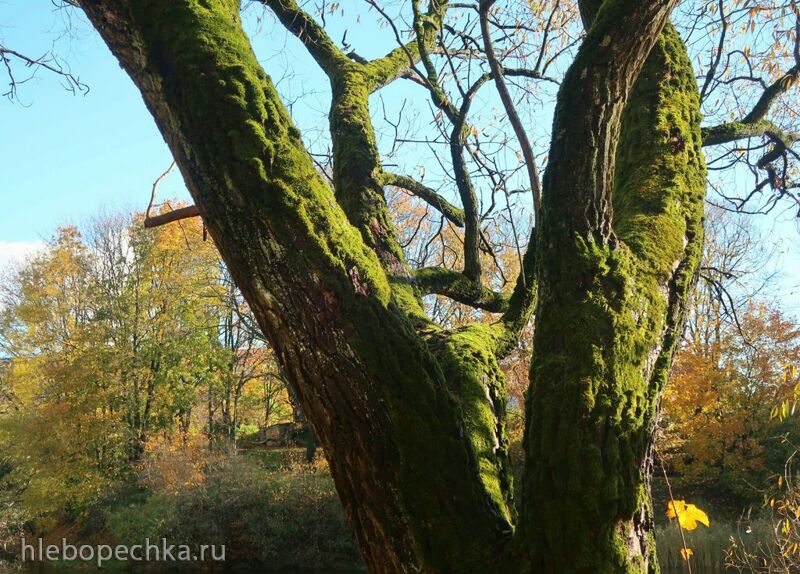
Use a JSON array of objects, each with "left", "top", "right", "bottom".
[
  {"left": 680, "top": 547, "right": 694, "bottom": 560},
  {"left": 666, "top": 500, "right": 710, "bottom": 531}
]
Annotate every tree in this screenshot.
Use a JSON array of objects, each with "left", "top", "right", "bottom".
[
  {"left": 0, "top": 215, "right": 226, "bottom": 519},
  {"left": 27, "top": 0, "right": 800, "bottom": 571},
  {"left": 662, "top": 299, "right": 800, "bottom": 500},
  {"left": 0, "top": 227, "right": 121, "bottom": 521},
  {"left": 655, "top": 207, "right": 800, "bottom": 504},
  {"left": 85, "top": 213, "right": 223, "bottom": 459},
  {"left": 206, "top": 267, "right": 291, "bottom": 448}
]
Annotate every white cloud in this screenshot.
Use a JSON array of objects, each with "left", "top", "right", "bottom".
[{"left": 0, "top": 241, "right": 45, "bottom": 273}]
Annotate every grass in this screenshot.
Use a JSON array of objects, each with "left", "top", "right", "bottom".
[
  {"left": 0, "top": 447, "right": 363, "bottom": 571},
  {"left": 656, "top": 519, "right": 775, "bottom": 573},
  {"left": 1, "top": 438, "right": 782, "bottom": 572}
]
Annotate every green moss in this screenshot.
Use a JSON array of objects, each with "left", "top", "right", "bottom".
[
  {"left": 701, "top": 118, "right": 780, "bottom": 146},
  {"left": 95, "top": 0, "right": 707, "bottom": 570},
  {"left": 129, "top": 0, "right": 393, "bottom": 306},
  {"left": 328, "top": 64, "right": 416, "bottom": 298},
  {"left": 429, "top": 323, "right": 515, "bottom": 527},
  {"left": 519, "top": 23, "right": 705, "bottom": 573},
  {"left": 415, "top": 267, "right": 510, "bottom": 313},
  {"left": 113, "top": 3, "right": 517, "bottom": 570}
]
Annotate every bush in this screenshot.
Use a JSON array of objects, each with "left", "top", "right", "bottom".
[
  {"left": 137, "top": 451, "right": 361, "bottom": 568},
  {"left": 105, "top": 492, "right": 173, "bottom": 546}
]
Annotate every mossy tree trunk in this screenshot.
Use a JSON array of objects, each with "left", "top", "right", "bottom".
[
  {"left": 76, "top": 0, "right": 705, "bottom": 572},
  {"left": 518, "top": 5, "right": 706, "bottom": 571}
]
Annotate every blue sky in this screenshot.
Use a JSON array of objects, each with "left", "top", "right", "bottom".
[
  {"left": 1, "top": 1, "right": 798, "bottom": 312},
  {"left": 0, "top": 2, "right": 190, "bottom": 254},
  {"left": 0, "top": 1, "right": 433, "bottom": 263}
]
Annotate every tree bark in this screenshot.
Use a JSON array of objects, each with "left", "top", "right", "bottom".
[
  {"left": 74, "top": 0, "right": 705, "bottom": 572},
  {"left": 77, "top": 1, "right": 512, "bottom": 571},
  {"left": 517, "top": 5, "right": 705, "bottom": 571}
]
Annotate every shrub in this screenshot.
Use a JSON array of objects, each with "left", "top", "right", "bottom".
[
  {"left": 105, "top": 492, "right": 173, "bottom": 546},
  {"left": 162, "top": 452, "right": 360, "bottom": 568}
]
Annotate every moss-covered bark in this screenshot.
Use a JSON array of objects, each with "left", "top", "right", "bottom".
[
  {"left": 429, "top": 324, "right": 517, "bottom": 524},
  {"left": 76, "top": 0, "right": 705, "bottom": 571},
  {"left": 415, "top": 267, "right": 510, "bottom": 312},
  {"left": 328, "top": 65, "right": 407, "bottom": 275},
  {"left": 518, "top": 18, "right": 705, "bottom": 574},
  {"left": 76, "top": 1, "right": 514, "bottom": 571},
  {"left": 268, "top": 0, "right": 450, "bottom": 281}
]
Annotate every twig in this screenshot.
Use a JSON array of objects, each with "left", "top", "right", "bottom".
[
  {"left": 658, "top": 448, "right": 693, "bottom": 574},
  {"left": 143, "top": 162, "right": 202, "bottom": 228}
]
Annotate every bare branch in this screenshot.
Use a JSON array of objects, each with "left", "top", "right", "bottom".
[
  {"left": 143, "top": 205, "right": 201, "bottom": 228},
  {"left": 143, "top": 162, "right": 202, "bottom": 228},
  {"left": 0, "top": 45, "right": 89, "bottom": 101},
  {"left": 262, "top": 0, "right": 348, "bottom": 75},
  {"left": 479, "top": 0, "right": 541, "bottom": 220},
  {"left": 363, "top": 0, "right": 450, "bottom": 91},
  {"left": 699, "top": 0, "right": 727, "bottom": 101},
  {"left": 702, "top": 9, "right": 800, "bottom": 150}
]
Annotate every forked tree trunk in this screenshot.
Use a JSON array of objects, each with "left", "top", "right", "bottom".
[{"left": 77, "top": 0, "right": 705, "bottom": 572}]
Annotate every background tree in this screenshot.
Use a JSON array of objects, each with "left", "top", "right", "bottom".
[
  {"left": 657, "top": 207, "right": 798, "bottom": 500},
  {"left": 0, "top": 212, "right": 290, "bottom": 524},
  {"left": 662, "top": 294, "right": 800, "bottom": 504}
]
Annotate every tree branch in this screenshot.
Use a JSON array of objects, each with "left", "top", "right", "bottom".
[
  {"left": 701, "top": 72, "right": 800, "bottom": 149},
  {"left": 414, "top": 267, "right": 509, "bottom": 312},
  {"left": 383, "top": 172, "right": 465, "bottom": 226},
  {"left": 743, "top": 66, "right": 799, "bottom": 126},
  {"left": 363, "top": 0, "right": 449, "bottom": 92},
  {"left": 702, "top": 119, "right": 799, "bottom": 147},
  {"left": 478, "top": 0, "right": 541, "bottom": 220},
  {"left": 699, "top": 0, "right": 727, "bottom": 102},
  {"left": 0, "top": 45, "right": 89, "bottom": 101},
  {"left": 497, "top": 230, "right": 536, "bottom": 357},
  {"left": 261, "top": 0, "right": 348, "bottom": 75},
  {"left": 143, "top": 205, "right": 200, "bottom": 228},
  {"left": 701, "top": 9, "right": 800, "bottom": 149},
  {"left": 142, "top": 161, "right": 200, "bottom": 228}
]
